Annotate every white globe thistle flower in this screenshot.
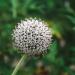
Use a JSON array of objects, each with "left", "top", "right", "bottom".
[{"left": 12, "top": 18, "right": 52, "bottom": 56}]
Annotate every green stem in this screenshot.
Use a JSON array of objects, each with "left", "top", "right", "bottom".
[{"left": 11, "top": 55, "right": 27, "bottom": 75}]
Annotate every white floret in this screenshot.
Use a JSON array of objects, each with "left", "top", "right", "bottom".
[{"left": 12, "top": 18, "right": 52, "bottom": 56}]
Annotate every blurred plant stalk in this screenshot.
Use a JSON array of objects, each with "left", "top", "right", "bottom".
[
  {"left": 11, "top": 55, "right": 27, "bottom": 75},
  {"left": 11, "top": 0, "right": 18, "bottom": 18}
]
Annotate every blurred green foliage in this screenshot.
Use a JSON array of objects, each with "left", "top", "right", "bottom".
[{"left": 0, "top": 0, "right": 75, "bottom": 75}]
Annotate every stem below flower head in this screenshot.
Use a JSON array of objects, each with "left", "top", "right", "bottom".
[{"left": 11, "top": 54, "right": 27, "bottom": 75}]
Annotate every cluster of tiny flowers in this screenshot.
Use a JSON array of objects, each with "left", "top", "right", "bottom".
[{"left": 12, "top": 18, "right": 52, "bottom": 56}]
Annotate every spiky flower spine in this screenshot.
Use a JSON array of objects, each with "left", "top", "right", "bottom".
[{"left": 12, "top": 18, "right": 52, "bottom": 56}]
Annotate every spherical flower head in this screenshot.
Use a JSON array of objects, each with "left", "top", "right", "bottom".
[{"left": 12, "top": 18, "right": 52, "bottom": 56}]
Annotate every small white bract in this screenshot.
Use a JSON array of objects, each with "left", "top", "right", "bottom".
[{"left": 12, "top": 18, "right": 52, "bottom": 56}]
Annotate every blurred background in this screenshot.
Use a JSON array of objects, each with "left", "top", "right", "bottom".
[{"left": 0, "top": 0, "right": 75, "bottom": 75}]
